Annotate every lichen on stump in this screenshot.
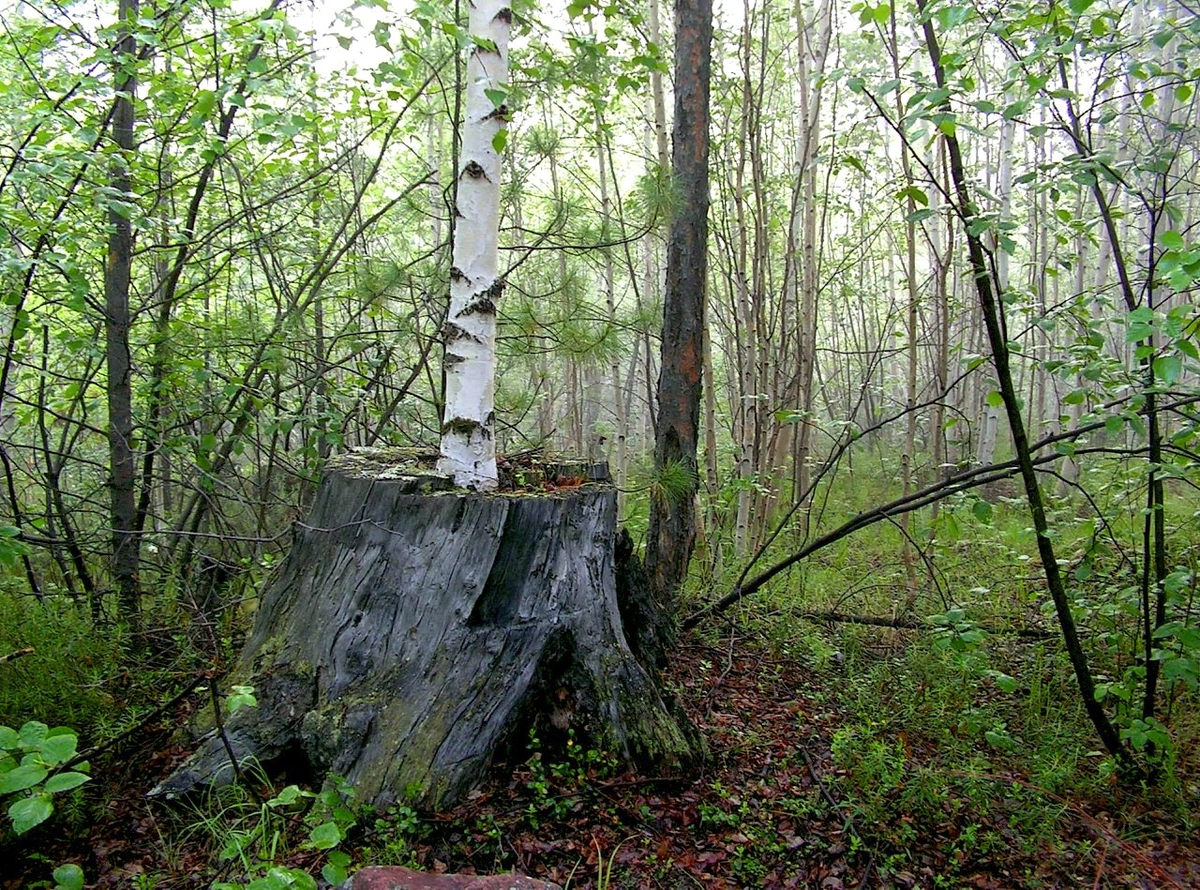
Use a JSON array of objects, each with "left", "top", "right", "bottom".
[{"left": 158, "top": 449, "right": 700, "bottom": 809}]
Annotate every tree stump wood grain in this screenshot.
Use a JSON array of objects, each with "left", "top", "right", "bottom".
[{"left": 158, "top": 449, "right": 699, "bottom": 809}]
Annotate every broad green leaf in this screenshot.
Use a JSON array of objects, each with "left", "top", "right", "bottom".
[
  {"left": 985, "top": 390, "right": 1004, "bottom": 408},
  {"left": 492, "top": 130, "right": 508, "bottom": 154},
  {"left": 896, "top": 185, "right": 928, "bottom": 207},
  {"left": 227, "top": 685, "right": 257, "bottom": 714},
  {"left": 269, "top": 784, "right": 307, "bottom": 807},
  {"left": 53, "top": 864, "right": 84, "bottom": 890},
  {"left": 1161, "top": 230, "right": 1185, "bottom": 251},
  {"left": 967, "top": 218, "right": 991, "bottom": 238},
  {"left": 322, "top": 861, "right": 349, "bottom": 886},
  {"left": 19, "top": 721, "right": 48, "bottom": 747},
  {"left": 1154, "top": 354, "right": 1182, "bottom": 386},
  {"left": 44, "top": 772, "right": 90, "bottom": 794},
  {"left": 972, "top": 499, "right": 993, "bottom": 524},
  {"left": 308, "top": 820, "right": 341, "bottom": 850},
  {"left": 39, "top": 733, "right": 78, "bottom": 765},
  {"left": 1161, "top": 658, "right": 1198, "bottom": 687},
  {"left": 0, "top": 726, "right": 17, "bottom": 749},
  {"left": 1002, "top": 100, "right": 1030, "bottom": 120},
  {"left": 193, "top": 89, "right": 217, "bottom": 119},
  {"left": 0, "top": 763, "right": 48, "bottom": 794},
  {"left": 9, "top": 793, "right": 53, "bottom": 834}
]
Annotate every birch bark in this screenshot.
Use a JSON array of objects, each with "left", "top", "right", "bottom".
[{"left": 438, "top": 0, "right": 511, "bottom": 489}]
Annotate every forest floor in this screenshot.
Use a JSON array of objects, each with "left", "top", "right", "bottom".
[{"left": 3, "top": 634, "right": 1199, "bottom": 889}]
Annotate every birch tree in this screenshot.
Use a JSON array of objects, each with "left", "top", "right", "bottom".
[{"left": 438, "top": 0, "right": 511, "bottom": 489}]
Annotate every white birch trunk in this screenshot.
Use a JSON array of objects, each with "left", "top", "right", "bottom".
[{"left": 438, "top": 0, "right": 511, "bottom": 490}]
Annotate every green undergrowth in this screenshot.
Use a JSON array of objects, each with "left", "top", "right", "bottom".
[
  {"left": 0, "top": 593, "right": 126, "bottom": 731},
  {"left": 691, "top": 467, "right": 1200, "bottom": 876}
]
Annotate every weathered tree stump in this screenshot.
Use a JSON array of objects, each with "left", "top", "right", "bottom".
[{"left": 158, "top": 449, "right": 700, "bottom": 809}]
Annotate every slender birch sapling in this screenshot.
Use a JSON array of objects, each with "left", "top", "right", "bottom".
[{"left": 438, "top": 0, "right": 511, "bottom": 490}]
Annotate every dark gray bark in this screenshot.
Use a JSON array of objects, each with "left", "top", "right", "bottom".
[
  {"left": 158, "top": 450, "right": 700, "bottom": 809},
  {"left": 646, "top": 0, "right": 712, "bottom": 608},
  {"left": 106, "top": 0, "right": 139, "bottom": 624}
]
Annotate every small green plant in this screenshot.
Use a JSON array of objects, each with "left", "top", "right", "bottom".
[
  {"left": 205, "top": 779, "right": 356, "bottom": 889},
  {"left": 593, "top": 836, "right": 626, "bottom": 890},
  {"left": 0, "top": 720, "right": 90, "bottom": 835},
  {"left": 51, "top": 864, "right": 85, "bottom": 890},
  {"left": 927, "top": 608, "right": 988, "bottom": 652}
]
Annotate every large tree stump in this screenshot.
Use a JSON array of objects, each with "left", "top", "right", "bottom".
[{"left": 158, "top": 449, "right": 700, "bottom": 809}]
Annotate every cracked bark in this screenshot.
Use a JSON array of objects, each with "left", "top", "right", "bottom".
[{"left": 157, "top": 452, "right": 700, "bottom": 809}]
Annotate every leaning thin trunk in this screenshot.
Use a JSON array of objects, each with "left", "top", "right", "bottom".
[{"left": 917, "top": 0, "right": 1136, "bottom": 776}]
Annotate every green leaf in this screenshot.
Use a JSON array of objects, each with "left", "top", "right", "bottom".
[
  {"left": 53, "top": 864, "right": 84, "bottom": 890},
  {"left": 988, "top": 671, "right": 1017, "bottom": 693},
  {"left": 327, "top": 850, "right": 352, "bottom": 868},
  {"left": 896, "top": 185, "right": 928, "bottom": 207},
  {"left": 984, "top": 728, "right": 1016, "bottom": 751},
  {"left": 0, "top": 726, "right": 17, "bottom": 749},
  {"left": 39, "top": 733, "right": 78, "bottom": 765},
  {"left": 0, "top": 762, "right": 48, "bottom": 794},
  {"left": 269, "top": 784, "right": 308, "bottom": 807},
  {"left": 322, "top": 858, "right": 350, "bottom": 886},
  {"left": 1154, "top": 354, "right": 1182, "bottom": 386},
  {"left": 193, "top": 89, "right": 217, "bottom": 119},
  {"left": 227, "top": 686, "right": 257, "bottom": 714},
  {"left": 1160, "top": 230, "right": 1185, "bottom": 251},
  {"left": 9, "top": 793, "right": 53, "bottom": 834},
  {"left": 43, "top": 772, "right": 90, "bottom": 794},
  {"left": 972, "top": 499, "right": 994, "bottom": 524},
  {"left": 19, "top": 721, "right": 48, "bottom": 747},
  {"left": 1002, "top": 100, "right": 1030, "bottom": 120},
  {"left": 308, "top": 820, "right": 342, "bottom": 850},
  {"left": 967, "top": 217, "right": 991, "bottom": 238},
  {"left": 985, "top": 390, "right": 1005, "bottom": 408},
  {"left": 1161, "top": 658, "right": 1198, "bottom": 687},
  {"left": 492, "top": 129, "right": 508, "bottom": 154},
  {"left": 1068, "top": 0, "right": 1094, "bottom": 12}
]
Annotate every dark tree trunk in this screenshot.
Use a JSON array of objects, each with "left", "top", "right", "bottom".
[
  {"left": 158, "top": 450, "right": 700, "bottom": 809},
  {"left": 106, "top": 0, "right": 140, "bottom": 625},
  {"left": 646, "top": 0, "right": 713, "bottom": 607}
]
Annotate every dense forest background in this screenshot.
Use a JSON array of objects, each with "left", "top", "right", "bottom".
[{"left": 1, "top": 0, "right": 1198, "bottom": 885}]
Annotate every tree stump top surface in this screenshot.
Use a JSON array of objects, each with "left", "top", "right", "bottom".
[{"left": 330, "top": 447, "right": 610, "bottom": 494}]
